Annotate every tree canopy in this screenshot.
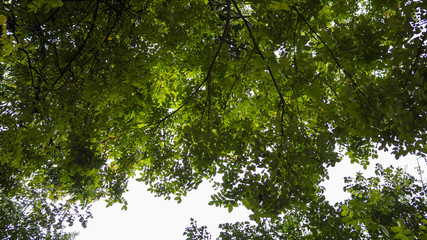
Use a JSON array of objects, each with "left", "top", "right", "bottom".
[
  {"left": 184, "top": 164, "right": 427, "bottom": 239},
  {"left": 0, "top": 0, "right": 426, "bottom": 238}
]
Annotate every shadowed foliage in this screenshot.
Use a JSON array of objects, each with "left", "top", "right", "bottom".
[{"left": 0, "top": 0, "right": 426, "bottom": 238}]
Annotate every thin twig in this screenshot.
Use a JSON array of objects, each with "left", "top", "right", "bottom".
[
  {"left": 292, "top": 6, "right": 364, "bottom": 97},
  {"left": 416, "top": 156, "right": 426, "bottom": 193},
  {"left": 324, "top": 81, "right": 340, "bottom": 98},
  {"left": 293, "top": 10, "right": 299, "bottom": 74},
  {"left": 223, "top": 48, "right": 255, "bottom": 111},
  {"left": 52, "top": 1, "right": 99, "bottom": 89},
  {"left": 231, "top": 0, "right": 286, "bottom": 105},
  {"left": 410, "top": 31, "right": 427, "bottom": 75},
  {"left": 154, "top": 0, "right": 231, "bottom": 129}
]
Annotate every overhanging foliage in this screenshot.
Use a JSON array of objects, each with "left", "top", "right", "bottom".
[{"left": 0, "top": 0, "right": 426, "bottom": 237}]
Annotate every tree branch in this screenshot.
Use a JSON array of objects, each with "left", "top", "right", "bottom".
[
  {"left": 409, "top": 30, "right": 427, "bottom": 75},
  {"left": 223, "top": 48, "right": 255, "bottom": 111},
  {"left": 231, "top": 0, "right": 286, "bottom": 105},
  {"left": 52, "top": 1, "right": 99, "bottom": 89},
  {"left": 154, "top": 0, "right": 231, "bottom": 128},
  {"left": 293, "top": 6, "right": 365, "bottom": 97},
  {"left": 293, "top": 11, "right": 299, "bottom": 74}
]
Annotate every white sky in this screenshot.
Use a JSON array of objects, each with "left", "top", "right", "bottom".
[
  {"left": 69, "top": 177, "right": 253, "bottom": 239},
  {"left": 69, "top": 151, "right": 426, "bottom": 239}
]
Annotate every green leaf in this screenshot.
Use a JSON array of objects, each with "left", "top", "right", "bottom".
[
  {"left": 341, "top": 205, "right": 349, "bottom": 216},
  {"left": 269, "top": 1, "right": 291, "bottom": 10},
  {"left": 393, "top": 233, "right": 407, "bottom": 240},
  {"left": 0, "top": 15, "right": 7, "bottom": 25},
  {"left": 228, "top": 206, "right": 233, "bottom": 213},
  {"left": 2, "top": 1, "right": 427, "bottom": 238},
  {"left": 392, "top": 226, "right": 403, "bottom": 233}
]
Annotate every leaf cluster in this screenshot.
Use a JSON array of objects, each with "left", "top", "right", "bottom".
[{"left": 185, "top": 166, "right": 427, "bottom": 239}]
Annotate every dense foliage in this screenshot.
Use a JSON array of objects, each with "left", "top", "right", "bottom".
[
  {"left": 0, "top": 0, "right": 426, "bottom": 238},
  {"left": 184, "top": 165, "right": 427, "bottom": 239},
  {"left": 0, "top": 184, "right": 91, "bottom": 239}
]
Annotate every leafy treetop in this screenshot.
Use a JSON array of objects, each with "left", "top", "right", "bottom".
[
  {"left": 0, "top": 0, "right": 426, "bottom": 229},
  {"left": 184, "top": 164, "right": 427, "bottom": 239}
]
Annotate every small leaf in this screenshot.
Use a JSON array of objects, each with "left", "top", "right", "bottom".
[
  {"left": 393, "top": 233, "right": 407, "bottom": 240},
  {"left": 228, "top": 205, "right": 233, "bottom": 213},
  {"left": 166, "top": 15, "right": 174, "bottom": 22},
  {"left": 391, "top": 226, "right": 402, "bottom": 233},
  {"left": 0, "top": 15, "right": 7, "bottom": 25},
  {"left": 341, "top": 205, "right": 349, "bottom": 216},
  {"left": 270, "top": 1, "right": 290, "bottom": 11},
  {"left": 174, "top": 196, "right": 182, "bottom": 203}
]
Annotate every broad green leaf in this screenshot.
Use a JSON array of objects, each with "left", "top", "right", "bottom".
[
  {"left": 0, "top": 15, "right": 6, "bottom": 25},
  {"left": 269, "top": 1, "right": 291, "bottom": 10}
]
